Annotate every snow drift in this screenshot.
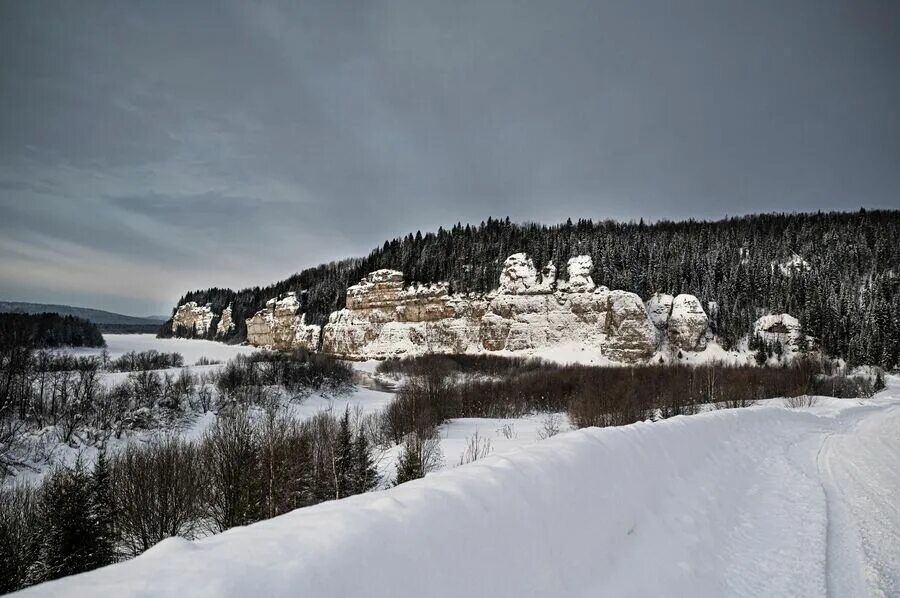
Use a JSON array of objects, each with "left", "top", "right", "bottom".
[{"left": 17, "top": 400, "right": 899, "bottom": 597}]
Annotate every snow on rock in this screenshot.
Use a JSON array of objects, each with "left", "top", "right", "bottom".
[
  {"left": 558, "top": 255, "right": 595, "bottom": 293},
  {"left": 537, "top": 262, "right": 557, "bottom": 292},
  {"left": 754, "top": 313, "right": 805, "bottom": 350},
  {"left": 245, "top": 292, "right": 320, "bottom": 351},
  {"left": 322, "top": 254, "right": 659, "bottom": 362},
  {"left": 645, "top": 292, "right": 674, "bottom": 330},
  {"left": 216, "top": 304, "right": 235, "bottom": 338},
  {"left": 23, "top": 398, "right": 900, "bottom": 598},
  {"left": 774, "top": 253, "right": 811, "bottom": 276},
  {"left": 172, "top": 302, "right": 214, "bottom": 336},
  {"left": 667, "top": 294, "right": 708, "bottom": 351},
  {"left": 498, "top": 253, "right": 540, "bottom": 294}
]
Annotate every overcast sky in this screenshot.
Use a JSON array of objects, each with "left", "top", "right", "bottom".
[{"left": 1, "top": 1, "right": 898, "bottom": 315}]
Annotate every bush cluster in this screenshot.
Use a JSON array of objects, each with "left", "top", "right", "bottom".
[{"left": 0, "top": 406, "right": 379, "bottom": 594}]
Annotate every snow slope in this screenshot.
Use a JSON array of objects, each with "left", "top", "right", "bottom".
[{"left": 17, "top": 381, "right": 900, "bottom": 598}]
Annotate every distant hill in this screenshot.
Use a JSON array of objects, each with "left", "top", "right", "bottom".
[{"left": 0, "top": 301, "right": 167, "bottom": 333}]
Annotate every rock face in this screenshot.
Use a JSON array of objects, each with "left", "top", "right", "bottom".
[
  {"left": 172, "top": 302, "right": 214, "bottom": 336},
  {"left": 754, "top": 313, "right": 805, "bottom": 350},
  {"left": 216, "top": 305, "right": 235, "bottom": 339},
  {"left": 667, "top": 294, "right": 709, "bottom": 351},
  {"left": 645, "top": 293, "right": 674, "bottom": 330},
  {"left": 322, "top": 254, "right": 661, "bottom": 362},
  {"left": 245, "top": 292, "right": 320, "bottom": 351}
]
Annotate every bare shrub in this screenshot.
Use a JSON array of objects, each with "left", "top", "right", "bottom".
[
  {"left": 112, "top": 437, "right": 203, "bottom": 557},
  {"left": 498, "top": 423, "right": 517, "bottom": 440},
  {"left": 537, "top": 413, "right": 563, "bottom": 440},
  {"left": 784, "top": 395, "right": 819, "bottom": 409},
  {"left": 458, "top": 429, "right": 492, "bottom": 466}
]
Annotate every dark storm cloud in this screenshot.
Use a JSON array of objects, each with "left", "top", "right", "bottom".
[{"left": 1, "top": 0, "right": 898, "bottom": 313}]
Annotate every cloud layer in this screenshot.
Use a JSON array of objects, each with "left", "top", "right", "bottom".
[{"left": 1, "top": 0, "right": 898, "bottom": 314}]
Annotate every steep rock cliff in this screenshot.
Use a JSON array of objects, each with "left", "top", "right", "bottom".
[
  {"left": 322, "top": 254, "right": 662, "bottom": 362},
  {"left": 172, "top": 302, "right": 214, "bottom": 336},
  {"left": 245, "top": 292, "right": 320, "bottom": 351},
  {"left": 667, "top": 294, "right": 709, "bottom": 351}
]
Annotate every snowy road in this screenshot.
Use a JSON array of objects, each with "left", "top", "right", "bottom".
[
  {"left": 16, "top": 379, "right": 900, "bottom": 598},
  {"left": 818, "top": 402, "right": 900, "bottom": 597}
]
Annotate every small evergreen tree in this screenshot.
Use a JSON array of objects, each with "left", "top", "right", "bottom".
[
  {"left": 394, "top": 436, "right": 424, "bottom": 486},
  {"left": 754, "top": 347, "right": 768, "bottom": 365},
  {"left": 89, "top": 450, "right": 117, "bottom": 569},
  {"left": 333, "top": 407, "right": 354, "bottom": 498},
  {"left": 352, "top": 429, "right": 379, "bottom": 494},
  {"left": 874, "top": 370, "right": 886, "bottom": 393},
  {"left": 37, "top": 461, "right": 97, "bottom": 580}
]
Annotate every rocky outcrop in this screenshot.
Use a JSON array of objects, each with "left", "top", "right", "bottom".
[
  {"left": 645, "top": 293, "right": 674, "bottom": 330},
  {"left": 666, "top": 294, "right": 709, "bottom": 351},
  {"left": 216, "top": 304, "right": 235, "bottom": 339},
  {"left": 172, "top": 302, "right": 214, "bottom": 336},
  {"left": 245, "top": 292, "right": 320, "bottom": 351},
  {"left": 322, "top": 254, "right": 661, "bottom": 362},
  {"left": 754, "top": 313, "right": 806, "bottom": 351}
]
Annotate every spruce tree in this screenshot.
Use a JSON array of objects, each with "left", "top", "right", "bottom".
[
  {"left": 352, "top": 429, "right": 379, "bottom": 494},
  {"left": 394, "top": 436, "right": 424, "bottom": 486},
  {"left": 38, "top": 461, "right": 97, "bottom": 580},
  {"left": 333, "top": 407, "right": 354, "bottom": 499},
  {"left": 89, "top": 450, "right": 117, "bottom": 569}
]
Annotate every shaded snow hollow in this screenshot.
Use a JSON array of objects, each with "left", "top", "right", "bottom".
[{"left": 17, "top": 381, "right": 900, "bottom": 598}]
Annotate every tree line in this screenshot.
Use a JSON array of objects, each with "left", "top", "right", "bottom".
[
  {"left": 373, "top": 353, "right": 883, "bottom": 483},
  {"left": 166, "top": 210, "right": 900, "bottom": 369},
  {"left": 0, "top": 312, "right": 105, "bottom": 350}
]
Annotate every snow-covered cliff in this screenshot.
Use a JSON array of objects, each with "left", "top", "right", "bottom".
[
  {"left": 321, "top": 254, "right": 701, "bottom": 362},
  {"left": 169, "top": 253, "right": 712, "bottom": 362},
  {"left": 245, "top": 292, "right": 320, "bottom": 351},
  {"left": 171, "top": 302, "right": 214, "bottom": 336}
]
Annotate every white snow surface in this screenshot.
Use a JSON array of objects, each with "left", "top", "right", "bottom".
[
  {"left": 68, "top": 334, "right": 260, "bottom": 364},
  {"left": 18, "top": 378, "right": 900, "bottom": 598}
]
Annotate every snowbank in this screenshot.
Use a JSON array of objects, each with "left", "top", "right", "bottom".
[{"left": 21, "top": 397, "right": 899, "bottom": 598}]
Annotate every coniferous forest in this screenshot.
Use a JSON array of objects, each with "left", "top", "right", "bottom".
[
  {"left": 0, "top": 313, "right": 105, "bottom": 350},
  {"left": 165, "top": 210, "right": 900, "bottom": 369}
]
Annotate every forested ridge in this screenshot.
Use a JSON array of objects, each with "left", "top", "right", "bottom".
[{"left": 166, "top": 210, "right": 900, "bottom": 368}]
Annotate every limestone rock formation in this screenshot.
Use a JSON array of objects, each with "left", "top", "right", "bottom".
[
  {"left": 172, "top": 302, "right": 214, "bottom": 336},
  {"left": 754, "top": 313, "right": 806, "bottom": 351},
  {"left": 216, "top": 304, "right": 235, "bottom": 338},
  {"left": 498, "top": 253, "right": 540, "bottom": 294},
  {"left": 245, "top": 292, "right": 320, "bottom": 351},
  {"left": 645, "top": 293, "right": 674, "bottom": 330},
  {"left": 561, "top": 255, "right": 595, "bottom": 293},
  {"left": 322, "top": 254, "right": 660, "bottom": 362},
  {"left": 667, "top": 294, "right": 709, "bottom": 351}
]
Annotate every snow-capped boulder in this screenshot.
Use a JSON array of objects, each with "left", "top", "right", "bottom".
[
  {"left": 498, "top": 253, "right": 538, "bottom": 294},
  {"left": 754, "top": 313, "right": 805, "bottom": 351},
  {"left": 645, "top": 293, "right": 674, "bottom": 330},
  {"left": 246, "top": 292, "right": 320, "bottom": 351},
  {"left": 667, "top": 294, "right": 708, "bottom": 351},
  {"left": 172, "top": 302, "right": 214, "bottom": 337},
  {"left": 563, "top": 255, "right": 596, "bottom": 293}
]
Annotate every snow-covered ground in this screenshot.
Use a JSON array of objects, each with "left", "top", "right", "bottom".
[
  {"left": 18, "top": 378, "right": 900, "bottom": 598},
  {"left": 67, "top": 333, "right": 260, "bottom": 364}
]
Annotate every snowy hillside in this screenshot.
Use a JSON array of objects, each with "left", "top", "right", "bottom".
[{"left": 17, "top": 378, "right": 900, "bottom": 598}]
